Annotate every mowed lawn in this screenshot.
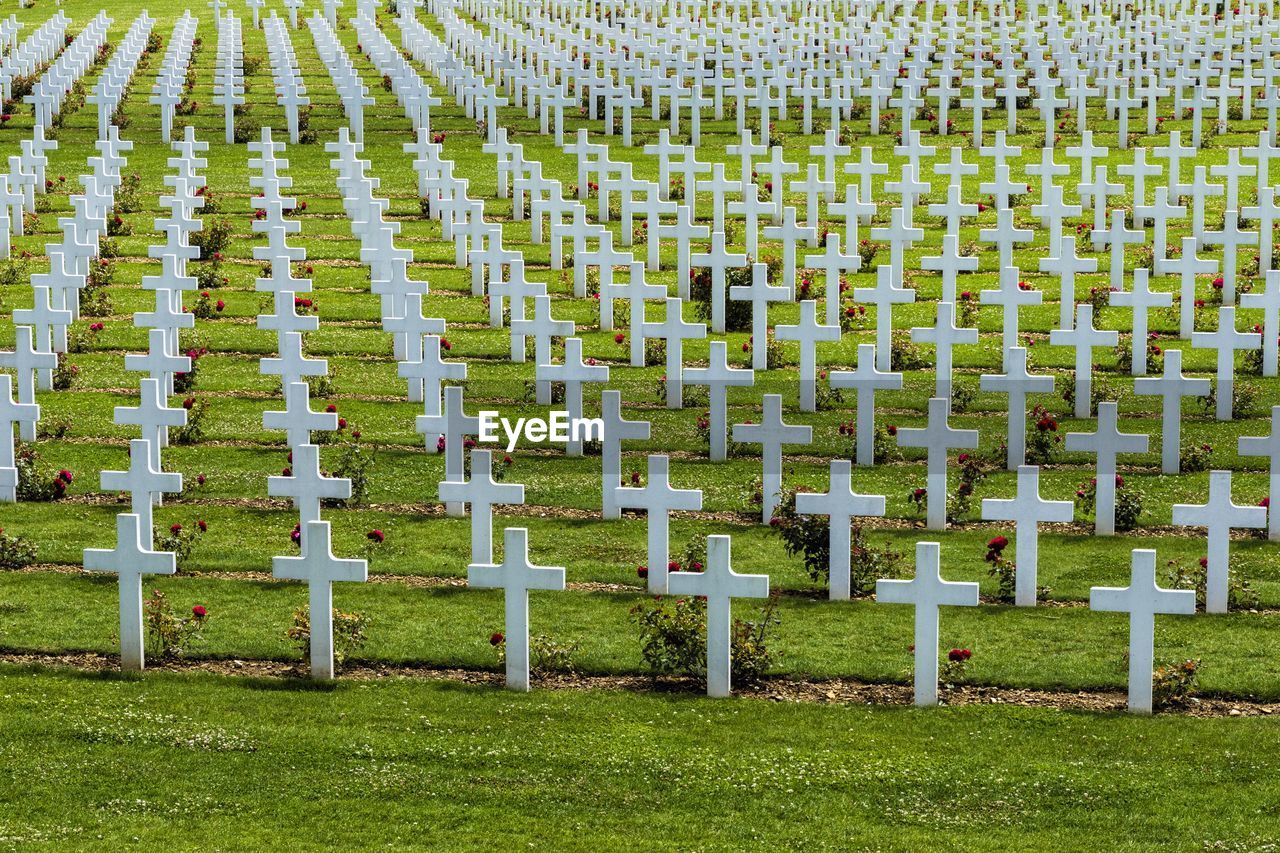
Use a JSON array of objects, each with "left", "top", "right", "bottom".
[
  {"left": 2, "top": 664, "right": 1279, "bottom": 849},
  {"left": 3, "top": 0, "right": 1280, "bottom": 846}
]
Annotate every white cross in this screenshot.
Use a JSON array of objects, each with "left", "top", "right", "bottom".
[
  {"left": 84, "top": 513, "right": 177, "bottom": 672},
  {"left": 980, "top": 346, "right": 1055, "bottom": 470},
  {"left": 733, "top": 394, "right": 812, "bottom": 524},
  {"left": 803, "top": 232, "right": 860, "bottom": 328},
  {"left": 0, "top": 327, "right": 52, "bottom": 441},
  {"left": 614, "top": 453, "right": 701, "bottom": 594},
  {"left": 643, "top": 297, "right": 706, "bottom": 410},
  {"left": 912, "top": 301, "right": 977, "bottom": 400},
  {"left": 421, "top": 385, "right": 480, "bottom": 516},
  {"left": 876, "top": 541, "right": 979, "bottom": 707},
  {"left": 1110, "top": 269, "right": 1172, "bottom": 376},
  {"left": 261, "top": 331, "right": 328, "bottom": 388},
  {"left": 599, "top": 389, "right": 650, "bottom": 520},
  {"left": 468, "top": 527, "right": 566, "bottom": 692},
  {"left": 537, "top": 337, "right": 609, "bottom": 457},
  {"left": 829, "top": 343, "right": 903, "bottom": 466},
  {"left": 1201, "top": 209, "right": 1257, "bottom": 304},
  {"left": 666, "top": 534, "right": 769, "bottom": 698},
  {"left": 729, "top": 262, "right": 789, "bottom": 371},
  {"left": 855, "top": 265, "right": 916, "bottom": 372},
  {"left": 980, "top": 465, "right": 1074, "bottom": 606},
  {"left": 1134, "top": 349, "right": 1210, "bottom": 474},
  {"left": 1192, "top": 306, "right": 1261, "bottom": 420},
  {"left": 1239, "top": 405, "right": 1280, "bottom": 541},
  {"left": 1172, "top": 469, "right": 1267, "bottom": 614},
  {"left": 272, "top": 520, "right": 368, "bottom": 680},
  {"left": 795, "top": 459, "right": 886, "bottom": 601},
  {"left": 0, "top": 373, "right": 38, "bottom": 500},
  {"left": 774, "top": 300, "right": 840, "bottom": 412},
  {"left": 1090, "top": 549, "right": 1195, "bottom": 714},
  {"left": 438, "top": 448, "right": 525, "bottom": 565},
  {"left": 510, "top": 294, "right": 574, "bottom": 405},
  {"left": 1244, "top": 262, "right": 1280, "bottom": 368},
  {"left": 115, "top": 378, "right": 186, "bottom": 471},
  {"left": 269, "top": 444, "right": 350, "bottom": 525},
  {"left": 1050, "top": 303, "right": 1119, "bottom": 418},
  {"left": 100, "top": 437, "right": 182, "bottom": 535},
  {"left": 264, "top": 381, "right": 339, "bottom": 452},
  {"left": 684, "top": 340, "right": 754, "bottom": 462},
  {"left": 1065, "top": 402, "right": 1148, "bottom": 536},
  {"left": 897, "top": 397, "right": 979, "bottom": 531},
  {"left": 691, "top": 230, "right": 747, "bottom": 334},
  {"left": 1157, "top": 237, "right": 1218, "bottom": 339}
]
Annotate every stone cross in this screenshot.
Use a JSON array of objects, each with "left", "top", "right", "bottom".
[
  {"left": 0, "top": 373, "right": 37, "bottom": 500},
  {"left": 263, "top": 381, "right": 338, "bottom": 451},
  {"left": 100, "top": 438, "right": 182, "bottom": 535},
  {"left": 420, "top": 385, "right": 479, "bottom": 516},
  {"left": 510, "top": 294, "right": 573, "bottom": 404},
  {"left": 980, "top": 465, "right": 1074, "bottom": 606},
  {"left": 1241, "top": 269, "right": 1280, "bottom": 377},
  {"left": 1065, "top": 402, "right": 1148, "bottom": 536},
  {"left": 855, "top": 265, "right": 916, "bottom": 372},
  {"left": 268, "top": 443, "right": 351, "bottom": 525},
  {"left": 643, "top": 297, "right": 706, "bottom": 410},
  {"left": 613, "top": 453, "right": 702, "bottom": 594},
  {"left": 1239, "top": 406, "right": 1280, "bottom": 541},
  {"left": 666, "top": 534, "right": 769, "bottom": 698},
  {"left": 1110, "top": 269, "right": 1172, "bottom": 376},
  {"left": 795, "top": 459, "right": 886, "bottom": 601},
  {"left": 896, "top": 397, "right": 979, "bottom": 531},
  {"left": 1202, "top": 210, "right": 1256, "bottom": 304},
  {"left": 733, "top": 394, "right": 812, "bottom": 523},
  {"left": 980, "top": 346, "right": 1055, "bottom": 470},
  {"left": 438, "top": 448, "right": 525, "bottom": 565},
  {"left": 1039, "top": 236, "right": 1097, "bottom": 330},
  {"left": 829, "top": 343, "right": 903, "bottom": 466},
  {"left": 912, "top": 301, "right": 977, "bottom": 400},
  {"left": 803, "top": 233, "right": 860, "bottom": 328},
  {"left": 774, "top": 300, "right": 840, "bottom": 412},
  {"left": 1090, "top": 549, "right": 1195, "bottom": 714},
  {"left": 876, "top": 541, "right": 979, "bottom": 707},
  {"left": 114, "top": 378, "right": 186, "bottom": 471},
  {"left": 729, "top": 262, "right": 789, "bottom": 371},
  {"left": 537, "top": 338, "right": 609, "bottom": 457},
  {"left": 1171, "top": 470, "right": 1267, "bottom": 614},
  {"left": 1133, "top": 349, "right": 1211, "bottom": 473},
  {"left": 0, "top": 326, "right": 58, "bottom": 432},
  {"left": 1158, "top": 237, "right": 1218, "bottom": 339},
  {"left": 1050, "top": 304, "right": 1119, "bottom": 418},
  {"left": 1192, "top": 306, "right": 1261, "bottom": 421},
  {"left": 691, "top": 230, "right": 747, "bottom": 334},
  {"left": 599, "top": 389, "right": 650, "bottom": 520},
  {"left": 83, "top": 513, "right": 176, "bottom": 672},
  {"left": 272, "top": 520, "right": 368, "bottom": 680},
  {"left": 468, "top": 527, "right": 566, "bottom": 692},
  {"left": 684, "top": 340, "right": 754, "bottom": 462}
]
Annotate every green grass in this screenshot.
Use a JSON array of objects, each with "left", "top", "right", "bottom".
[
  {"left": 3, "top": 0, "right": 1280, "bottom": 843},
  {"left": 2, "top": 665, "right": 1279, "bottom": 849}
]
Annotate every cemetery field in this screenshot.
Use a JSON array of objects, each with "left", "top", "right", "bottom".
[
  {"left": 6, "top": 0, "right": 1280, "bottom": 845},
  {"left": 4, "top": 662, "right": 1280, "bottom": 849}
]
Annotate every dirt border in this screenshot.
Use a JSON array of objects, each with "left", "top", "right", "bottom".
[{"left": 1, "top": 650, "right": 1273, "bottom": 718}]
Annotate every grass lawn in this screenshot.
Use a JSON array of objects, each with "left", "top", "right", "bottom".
[
  {"left": 2, "top": 0, "right": 1280, "bottom": 844},
  {"left": 3, "top": 664, "right": 1280, "bottom": 849}
]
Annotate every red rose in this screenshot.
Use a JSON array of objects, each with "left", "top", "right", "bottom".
[
  {"left": 192, "top": 605, "right": 207, "bottom": 618},
  {"left": 170, "top": 523, "right": 182, "bottom": 534},
  {"left": 197, "top": 520, "right": 207, "bottom": 532},
  {"left": 367, "top": 529, "right": 385, "bottom": 544},
  {"left": 490, "top": 631, "right": 504, "bottom": 646}
]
